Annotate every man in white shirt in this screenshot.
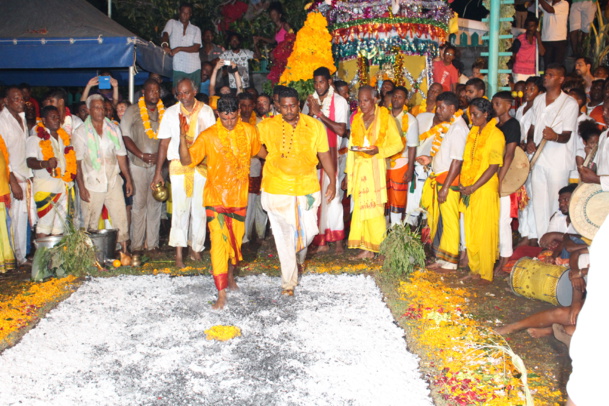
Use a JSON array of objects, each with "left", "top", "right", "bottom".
[
  {"left": 387, "top": 86, "right": 419, "bottom": 227},
  {"left": 220, "top": 34, "right": 255, "bottom": 90},
  {"left": 0, "top": 87, "right": 33, "bottom": 266},
  {"left": 152, "top": 78, "right": 215, "bottom": 268},
  {"left": 302, "top": 67, "right": 349, "bottom": 253},
  {"left": 73, "top": 95, "right": 133, "bottom": 257},
  {"left": 419, "top": 92, "right": 469, "bottom": 271},
  {"left": 539, "top": 0, "right": 569, "bottom": 67},
  {"left": 161, "top": 3, "right": 202, "bottom": 89},
  {"left": 527, "top": 64, "right": 579, "bottom": 240}
]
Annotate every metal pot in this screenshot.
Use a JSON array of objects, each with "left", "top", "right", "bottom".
[
  {"left": 152, "top": 182, "right": 169, "bottom": 202},
  {"left": 88, "top": 229, "right": 118, "bottom": 263},
  {"left": 34, "top": 235, "right": 64, "bottom": 249}
]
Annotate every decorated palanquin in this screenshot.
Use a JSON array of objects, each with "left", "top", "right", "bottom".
[{"left": 308, "top": 0, "right": 455, "bottom": 104}]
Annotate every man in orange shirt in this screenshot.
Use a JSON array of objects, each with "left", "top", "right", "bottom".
[
  {"left": 257, "top": 87, "right": 336, "bottom": 296},
  {"left": 179, "top": 94, "right": 264, "bottom": 309}
]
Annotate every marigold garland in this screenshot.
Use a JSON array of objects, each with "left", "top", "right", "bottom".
[
  {"left": 35, "top": 124, "right": 77, "bottom": 183},
  {"left": 216, "top": 118, "right": 250, "bottom": 181},
  {"left": 0, "top": 134, "right": 10, "bottom": 182},
  {"left": 350, "top": 106, "right": 390, "bottom": 158},
  {"left": 138, "top": 97, "right": 165, "bottom": 139},
  {"left": 419, "top": 110, "right": 464, "bottom": 158}
]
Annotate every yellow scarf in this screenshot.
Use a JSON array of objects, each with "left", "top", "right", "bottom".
[{"left": 171, "top": 101, "right": 206, "bottom": 197}]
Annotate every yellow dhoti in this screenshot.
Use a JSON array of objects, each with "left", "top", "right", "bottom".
[
  {"left": 421, "top": 172, "right": 461, "bottom": 265},
  {"left": 206, "top": 206, "right": 246, "bottom": 291},
  {"left": 0, "top": 201, "right": 15, "bottom": 273}
]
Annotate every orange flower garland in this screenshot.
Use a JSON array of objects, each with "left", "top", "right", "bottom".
[
  {"left": 420, "top": 110, "right": 464, "bottom": 157},
  {"left": 216, "top": 118, "right": 250, "bottom": 180},
  {"left": 350, "top": 106, "right": 390, "bottom": 158},
  {"left": 35, "top": 124, "right": 77, "bottom": 183},
  {"left": 0, "top": 134, "right": 10, "bottom": 181},
  {"left": 138, "top": 97, "right": 165, "bottom": 139}
]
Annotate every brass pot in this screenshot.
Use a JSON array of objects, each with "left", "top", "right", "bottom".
[{"left": 152, "top": 182, "right": 169, "bottom": 202}]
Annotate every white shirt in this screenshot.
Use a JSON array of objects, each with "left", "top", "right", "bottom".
[
  {"left": 157, "top": 102, "right": 215, "bottom": 161},
  {"left": 0, "top": 108, "right": 31, "bottom": 181},
  {"left": 415, "top": 112, "right": 435, "bottom": 160},
  {"left": 302, "top": 91, "right": 350, "bottom": 150},
  {"left": 26, "top": 132, "right": 70, "bottom": 194},
  {"left": 220, "top": 49, "right": 254, "bottom": 89},
  {"left": 515, "top": 102, "right": 535, "bottom": 144},
  {"left": 547, "top": 210, "right": 569, "bottom": 233},
  {"left": 531, "top": 92, "right": 579, "bottom": 170},
  {"left": 432, "top": 116, "right": 468, "bottom": 174},
  {"left": 163, "top": 19, "right": 202, "bottom": 74},
  {"left": 595, "top": 130, "right": 609, "bottom": 190},
  {"left": 540, "top": 0, "right": 569, "bottom": 41},
  {"left": 390, "top": 111, "right": 420, "bottom": 170},
  {"left": 73, "top": 120, "right": 127, "bottom": 193}
]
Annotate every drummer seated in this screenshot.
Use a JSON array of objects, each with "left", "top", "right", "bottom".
[{"left": 506, "top": 184, "right": 580, "bottom": 269}]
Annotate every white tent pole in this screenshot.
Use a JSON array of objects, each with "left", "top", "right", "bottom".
[
  {"left": 108, "top": 0, "right": 112, "bottom": 18},
  {"left": 129, "top": 65, "right": 134, "bottom": 103}
]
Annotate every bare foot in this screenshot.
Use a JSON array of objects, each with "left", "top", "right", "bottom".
[
  {"left": 212, "top": 290, "right": 227, "bottom": 309},
  {"left": 459, "top": 273, "right": 480, "bottom": 282},
  {"left": 494, "top": 257, "right": 509, "bottom": 275},
  {"left": 190, "top": 250, "right": 202, "bottom": 261},
  {"left": 475, "top": 278, "right": 493, "bottom": 286},
  {"left": 459, "top": 250, "right": 469, "bottom": 269},
  {"left": 516, "top": 237, "right": 530, "bottom": 247},
  {"left": 353, "top": 250, "right": 375, "bottom": 260},
  {"left": 228, "top": 264, "right": 239, "bottom": 291},
  {"left": 495, "top": 325, "right": 512, "bottom": 335},
  {"left": 175, "top": 258, "right": 185, "bottom": 269},
  {"left": 426, "top": 262, "right": 442, "bottom": 270},
  {"left": 310, "top": 245, "right": 330, "bottom": 254},
  {"left": 552, "top": 323, "right": 573, "bottom": 347},
  {"left": 526, "top": 327, "right": 553, "bottom": 338},
  {"left": 334, "top": 241, "right": 344, "bottom": 254}
]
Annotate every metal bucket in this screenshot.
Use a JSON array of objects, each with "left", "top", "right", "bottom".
[
  {"left": 88, "top": 229, "right": 118, "bottom": 263},
  {"left": 34, "top": 235, "right": 64, "bottom": 249}
]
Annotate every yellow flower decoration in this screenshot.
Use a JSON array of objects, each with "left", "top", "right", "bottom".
[
  {"left": 216, "top": 118, "right": 251, "bottom": 181},
  {"left": 35, "top": 123, "right": 77, "bottom": 183},
  {"left": 279, "top": 12, "right": 336, "bottom": 84},
  {"left": 138, "top": 97, "right": 165, "bottom": 139},
  {"left": 205, "top": 325, "right": 241, "bottom": 341}
]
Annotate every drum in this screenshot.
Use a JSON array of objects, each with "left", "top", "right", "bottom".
[
  {"left": 500, "top": 146, "right": 530, "bottom": 197},
  {"left": 509, "top": 257, "right": 574, "bottom": 306}
]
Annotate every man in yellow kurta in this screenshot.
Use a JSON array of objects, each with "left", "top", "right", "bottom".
[
  {"left": 179, "top": 94, "right": 263, "bottom": 309},
  {"left": 346, "top": 86, "right": 404, "bottom": 259},
  {"left": 459, "top": 98, "right": 505, "bottom": 283},
  {"left": 257, "top": 87, "right": 336, "bottom": 296}
]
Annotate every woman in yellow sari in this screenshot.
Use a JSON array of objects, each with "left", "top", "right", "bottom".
[{"left": 459, "top": 98, "right": 505, "bottom": 283}]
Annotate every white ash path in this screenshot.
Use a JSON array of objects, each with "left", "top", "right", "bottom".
[{"left": 0, "top": 274, "right": 433, "bottom": 406}]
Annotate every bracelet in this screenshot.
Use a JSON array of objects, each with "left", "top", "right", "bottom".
[
  {"left": 555, "top": 133, "right": 559, "bottom": 141},
  {"left": 161, "top": 42, "right": 169, "bottom": 47}
]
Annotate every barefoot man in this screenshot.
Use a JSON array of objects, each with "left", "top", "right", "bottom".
[
  {"left": 257, "top": 87, "right": 336, "bottom": 296},
  {"left": 152, "top": 78, "right": 215, "bottom": 268},
  {"left": 179, "top": 94, "right": 264, "bottom": 309}
]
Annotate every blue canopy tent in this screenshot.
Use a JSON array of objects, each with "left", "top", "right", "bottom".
[{"left": 0, "top": 0, "right": 173, "bottom": 100}]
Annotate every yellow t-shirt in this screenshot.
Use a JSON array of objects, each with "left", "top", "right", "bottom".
[
  {"left": 257, "top": 114, "right": 329, "bottom": 196},
  {"left": 188, "top": 121, "right": 262, "bottom": 208}
]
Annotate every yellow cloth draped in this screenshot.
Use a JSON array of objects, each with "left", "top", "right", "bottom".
[
  {"left": 459, "top": 119, "right": 505, "bottom": 281},
  {"left": 0, "top": 202, "right": 14, "bottom": 273},
  {"left": 347, "top": 106, "right": 403, "bottom": 251},
  {"left": 421, "top": 173, "right": 461, "bottom": 264},
  {"left": 173, "top": 101, "right": 207, "bottom": 197},
  {"left": 206, "top": 206, "right": 246, "bottom": 291}
]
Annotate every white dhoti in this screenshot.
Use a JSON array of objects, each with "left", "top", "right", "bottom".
[
  {"left": 244, "top": 192, "right": 268, "bottom": 243},
  {"left": 9, "top": 179, "right": 31, "bottom": 264},
  {"left": 262, "top": 191, "right": 320, "bottom": 290},
  {"left": 313, "top": 169, "right": 344, "bottom": 245},
  {"left": 499, "top": 195, "right": 513, "bottom": 258},
  {"left": 130, "top": 165, "right": 162, "bottom": 250},
  {"left": 405, "top": 163, "right": 428, "bottom": 226},
  {"left": 518, "top": 176, "right": 535, "bottom": 239},
  {"left": 530, "top": 164, "right": 570, "bottom": 238},
  {"left": 169, "top": 170, "right": 206, "bottom": 251}
]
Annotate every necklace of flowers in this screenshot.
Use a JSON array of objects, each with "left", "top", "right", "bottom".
[
  {"left": 0, "top": 134, "right": 9, "bottom": 182},
  {"left": 216, "top": 118, "right": 250, "bottom": 180},
  {"left": 422, "top": 109, "right": 464, "bottom": 158},
  {"left": 35, "top": 123, "right": 77, "bottom": 182},
  {"left": 351, "top": 106, "right": 389, "bottom": 156},
  {"left": 139, "top": 97, "right": 165, "bottom": 139},
  {"left": 461, "top": 118, "right": 497, "bottom": 187}
]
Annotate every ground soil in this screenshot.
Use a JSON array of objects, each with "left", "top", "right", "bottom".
[{"left": 0, "top": 235, "right": 570, "bottom": 405}]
